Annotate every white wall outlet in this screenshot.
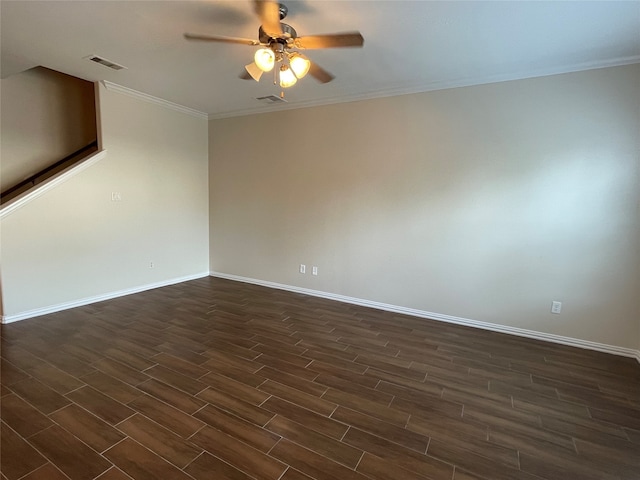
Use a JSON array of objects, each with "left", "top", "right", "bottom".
[
  {"left": 149, "top": 261, "right": 154, "bottom": 268},
  {"left": 299, "top": 264, "right": 306, "bottom": 274},
  {"left": 312, "top": 266, "right": 318, "bottom": 276},
  {"left": 551, "top": 301, "right": 562, "bottom": 314},
  {"left": 111, "top": 192, "right": 122, "bottom": 202}
]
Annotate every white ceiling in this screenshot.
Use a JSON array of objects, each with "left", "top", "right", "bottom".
[{"left": 2, "top": 1, "right": 639, "bottom": 119}]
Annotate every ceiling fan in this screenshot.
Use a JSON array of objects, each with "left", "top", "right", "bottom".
[{"left": 184, "top": 0, "right": 364, "bottom": 91}]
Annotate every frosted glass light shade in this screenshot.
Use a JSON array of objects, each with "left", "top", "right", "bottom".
[
  {"left": 279, "top": 65, "right": 297, "bottom": 88},
  {"left": 245, "top": 62, "right": 264, "bottom": 81},
  {"left": 254, "top": 48, "right": 275, "bottom": 72},
  {"left": 289, "top": 53, "right": 310, "bottom": 79}
]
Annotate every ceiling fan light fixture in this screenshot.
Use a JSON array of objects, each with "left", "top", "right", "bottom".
[
  {"left": 289, "top": 52, "right": 311, "bottom": 79},
  {"left": 184, "top": 2, "right": 364, "bottom": 88},
  {"left": 254, "top": 48, "right": 275, "bottom": 72},
  {"left": 279, "top": 64, "right": 297, "bottom": 88},
  {"left": 245, "top": 62, "right": 264, "bottom": 81}
]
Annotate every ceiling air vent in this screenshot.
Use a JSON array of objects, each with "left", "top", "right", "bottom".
[
  {"left": 85, "top": 55, "right": 127, "bottom": 71},
  {"left": 256, "top": 95, "right": 287, "bottom": 104}
]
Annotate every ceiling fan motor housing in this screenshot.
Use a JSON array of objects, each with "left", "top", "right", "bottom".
[{"left": 259, "top": 23, "right": 297, "bottom": 44}]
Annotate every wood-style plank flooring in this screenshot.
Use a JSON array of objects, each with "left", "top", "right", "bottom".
[{"left": 1, "top": 276, "right": 639, "bottom": 480}]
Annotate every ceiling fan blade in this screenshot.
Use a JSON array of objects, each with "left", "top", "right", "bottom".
[
  {"left": 184, "top": 33, "right": 259, "bottom": 46},
  {"left": 294, "top": 32, "right": 364, "bottom": 49},
  {"left": 254, "top": 0, "right": 282, "bottom": 37},
  {"left": 308, "top": 61, "right": 334, "bottom": 84}
]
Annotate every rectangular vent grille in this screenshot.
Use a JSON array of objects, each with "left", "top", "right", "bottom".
[
  {"left": 86, "top": 55, "right": 127, "bottom": 71},
  {"left": 256, "top": 95, "right": 287, "bottom": 104}
]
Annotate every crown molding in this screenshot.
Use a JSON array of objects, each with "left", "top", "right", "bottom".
[
  {"left": 101, "top": 81, "right": 208, "bottom": 119},
  {"left": 101, "top": 56, "right": 639, "bottom": 123},
  {"left": 208, "top": 55, "right": 640, "bottom": 120}
]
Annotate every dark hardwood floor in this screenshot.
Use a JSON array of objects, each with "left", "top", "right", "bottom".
[{"left": 1, "top": 276, "right": 639, "bottom": 480}]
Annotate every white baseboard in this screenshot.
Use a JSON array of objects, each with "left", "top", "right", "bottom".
[
  {"left": 1, "top": 272, "right": 210, "bottom": 324},
  {"left": 210, "top": 271, "right": 640, "bottom": 363}
]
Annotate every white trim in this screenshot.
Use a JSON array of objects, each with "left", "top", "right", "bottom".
[
  {"left": 101, "top": 81, "right": 208, "bottom": 119},
  {"left": 208, "top": 56, "right": 640, "bottom": 120},
  {"left": 1, "top": 272, "right": 210, "bottom": 324},
  {"left": 210, "top": 271, "right": 640, "bottom": 363},
  {"left": 0, "top": 150, "right": 108, "bottom": 219}
]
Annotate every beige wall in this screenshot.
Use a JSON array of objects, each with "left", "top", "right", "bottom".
[
  {"left": 209, "top": 64, "right": 640, "bottom": 350},
  {"left": 1, "top": 67, "right": 97, "bottom": 191},
  {"left": 0, "top": 82, "right": 209, "bottom": 318}
]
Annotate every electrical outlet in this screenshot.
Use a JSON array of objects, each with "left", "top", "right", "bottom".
[
  {"left": 551, "top": 301, "right": 562, "bottom": 314},
  {"left": 111, "top": 192, "right": 122, "bottom": 202},
  {"left": 149, "top": 261, "right": 154, "bottom": 268},
  {"left": 299, "top": 264, "right": 306, "bottom": 274},
  {"left": 312, "top": 266, "right": 318, "bottom": 276}
]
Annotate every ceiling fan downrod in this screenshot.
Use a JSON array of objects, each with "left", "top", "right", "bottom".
[{"left": 277, "top": 3, "right": 288, "bottom": 20}]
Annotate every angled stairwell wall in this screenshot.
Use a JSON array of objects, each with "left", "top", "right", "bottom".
[
  {"left": 0, "top": 81, "right": 209, "bottom": 321},
  {"left": 1, "top": 66, "right": 97, "bottom": 197}
]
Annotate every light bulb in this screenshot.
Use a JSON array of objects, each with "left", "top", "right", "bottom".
[
  {"left": 289, "top": 53, "right": 310, "bottom": 79},
  {"left": 254, "top": 48, "right": 275, "bottom": 72},
  {"left": 279, "top": 65, "right": 297, "bottom": 88}
]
